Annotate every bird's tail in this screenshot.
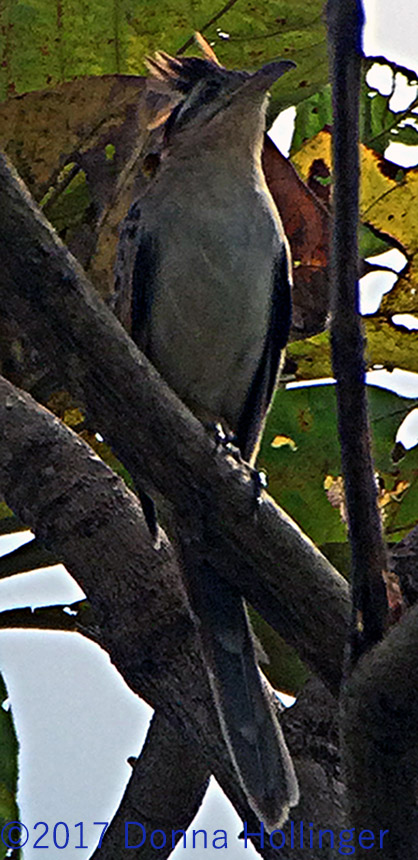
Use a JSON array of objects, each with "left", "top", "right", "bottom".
[{"left": 191, "top": 562, "right": 299, "bottom": 830}]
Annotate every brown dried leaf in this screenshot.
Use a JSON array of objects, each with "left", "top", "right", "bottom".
[{"left": 262, "top": 136, "right": 330, "bottom": 341}]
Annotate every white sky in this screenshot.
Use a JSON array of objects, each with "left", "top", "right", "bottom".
[
  {"left": 364, "top": 0, "right": 418, "bottom": 73},
  {"left": 0, "top": 3, "right": 417, "bottom": 859}
]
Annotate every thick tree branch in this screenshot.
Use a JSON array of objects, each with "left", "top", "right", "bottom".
[
  {"left": 0, "top": 152, "right": 349, "bottom": 694},
  {"left": 327, "top": 0, "right": 388, "bottom": 661},
  {"left": 342, "top": 605, "right": 418, "bottom": 857},
  {"left": 90, "top": 712, "right": 210, "bottom": 860},
  {"left": 391, "top": 525, "right": 418, "bottom": 607}
]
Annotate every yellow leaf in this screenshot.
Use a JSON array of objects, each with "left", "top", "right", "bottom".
[
  {"left": 271, "top": 434, "right": 298, "bottom": 451},
  {"left": 292, "top": 129, "right": 332, "bottom": 182},
  {"left": 63, "top": 407, "right": 84, "bottom": 427}
]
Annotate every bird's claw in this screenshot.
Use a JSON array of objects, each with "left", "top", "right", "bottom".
[
  {"left": 251, "top": 468, "right": 268, "bottom": 507},
  {"left": 212, "top": 423, "right": 242, "bottom": 463}
]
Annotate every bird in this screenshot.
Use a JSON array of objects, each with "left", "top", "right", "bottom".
[{"left": 114, "top": 37, "right": 298, "bottom": 830}]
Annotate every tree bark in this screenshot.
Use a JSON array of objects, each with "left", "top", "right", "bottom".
[{"left": 342, "top": 605, "right": 418, "bottom": 857}]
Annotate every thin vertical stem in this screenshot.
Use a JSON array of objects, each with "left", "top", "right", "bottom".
[{"left": 327, "top": 0, "right": 388, "bottom": 665}]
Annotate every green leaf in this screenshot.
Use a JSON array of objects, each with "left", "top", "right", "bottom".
[
  {"left": 248, "top": 609, "right": 309, "bottom": 695},
  {"left": 44, "top": 169, "right": 91, "bottom": 238},
  {"left": 287, "top": 331, "right": 333, "bottom": 380},
  {"left": 320, "top": 542, "right": 351, "bottom": 579},
  {"left": 259, "top": 384, "right": 344, "bottom": 544},
  {"left": 0, "top": 0, "right": 328, "bottom": 113},
  {"left": 291, "top": 85, "right": 332, "bottom": 154},
  {"left": 358, "top": 223, "right": 391, "bottom": 258},
  {"left": 367, "top": 385, "right": 418, "bottom": 470},
  {"left": 385, "top": 439, "right": 418, "bottom": 539},
  {"left": 391, "top": 123, "right": 418, "bottom": 147},
  {"left": 365, "top": 91, "right": 396, "bottom": 154},
  {"left": 362, "top": 59, "right": 418, "bottom": 156},
  {"left": 258, "top": 383, "right": 418, "bottom": 546},
  {"left": 291, "top": 61, "right": 418, "bottom": 159},
  {"left": 0, "top": 504, "right": 25, "bottom": 536},
  {"left": 0, "top": 676, "right": 20, "bottom": 859}
]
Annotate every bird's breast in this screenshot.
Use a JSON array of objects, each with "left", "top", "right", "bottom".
[{"left": 143, "top": 171, "right": 284, "bottom": 432}]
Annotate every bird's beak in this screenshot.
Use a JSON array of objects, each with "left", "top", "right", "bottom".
[{"left": 246, "top": 59, "right": 296, "bottom": 93}]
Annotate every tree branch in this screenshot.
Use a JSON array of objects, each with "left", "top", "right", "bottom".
[
  {"left": 342, "top": 605, "right": 418, "bottom": 857},
  {"left": 90, "top": 712, "right": 210, "bottom": 860},
  {"left": 327, "top": 4, "right": 418, "bottom": 854},
  {"left": 0, "top": 152, "right": 350, "bottom": 694},
  {"left": 327, "top": 0, "right": 388, "bottom": 662},
  {"left": 391, "top": 524, "right": 418, "bottom": 607},
  {"left": 0, "top": 537, "right": 57, "bottom": 578},
  {"left": 0, "top": 602, "right": 97, "bottom": 635}
]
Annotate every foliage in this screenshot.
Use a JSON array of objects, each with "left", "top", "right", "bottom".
[
  {"left": 0, "top": 0, "right": 327, "bottom": 111},
  {"left": 259, "top": 384, "right": 418, "bottom": 545}
]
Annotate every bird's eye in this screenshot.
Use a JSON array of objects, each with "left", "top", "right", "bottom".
[{"left": 201, "top": 80, "right": 221, "bottom": 103}]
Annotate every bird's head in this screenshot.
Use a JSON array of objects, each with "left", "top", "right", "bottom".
[{"left": 145, "top": 39, "right": 295, "bottom": 147}]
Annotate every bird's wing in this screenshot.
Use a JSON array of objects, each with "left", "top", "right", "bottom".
[
  {"left": 114, "top": 200, "right": 159, "bottom": 536},
  {"left": 188, "top": 560, "right": 299, "bottom": 829},
  {"left": 113, "top": 200, "right": 157, "bottom": 352},
  {"left": 236, "top": 241, "right": 292, "bottom": 463}
]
